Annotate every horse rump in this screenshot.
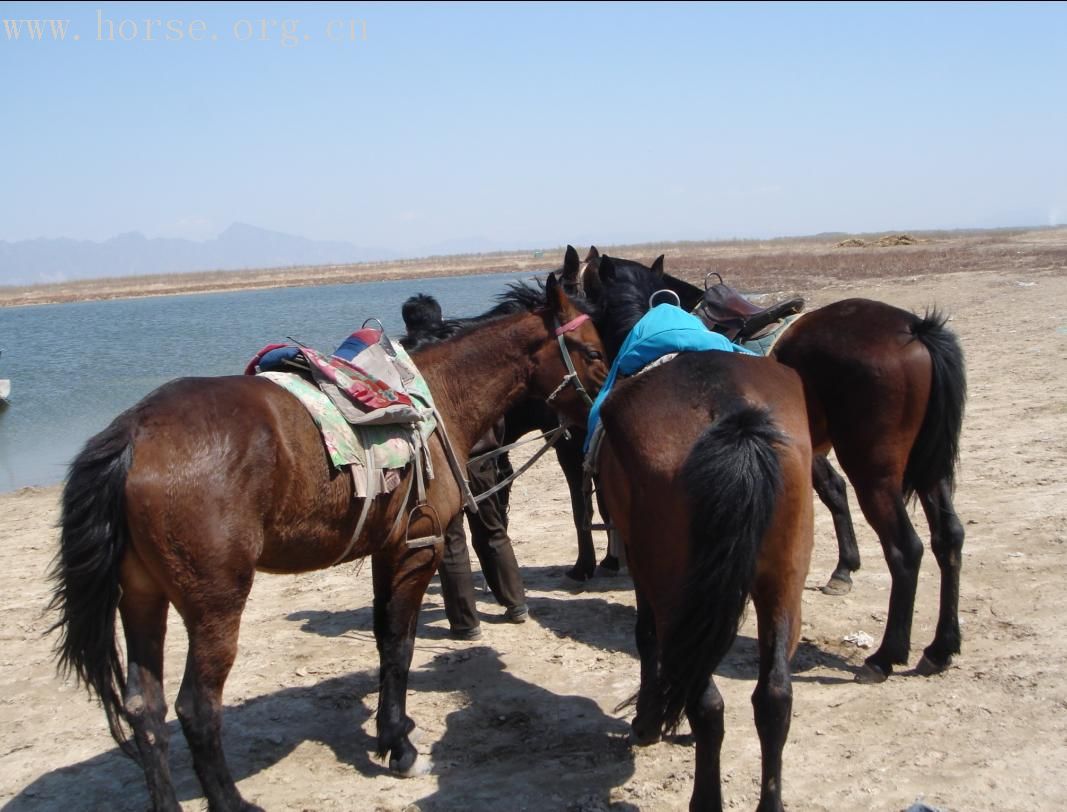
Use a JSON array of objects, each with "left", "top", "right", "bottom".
[{"left": 657, "top": 405, "right": 785, "bottom": 730}]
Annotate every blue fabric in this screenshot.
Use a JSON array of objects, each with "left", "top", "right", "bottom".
[
  {"left": 585, "top": 304, "right": 756, "bottom": 450},
  {"left": 256, "top": 346, "right": 302, "bottom": 371}
]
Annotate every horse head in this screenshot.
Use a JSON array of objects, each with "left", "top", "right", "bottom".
[{"left": 533, "top": 273, "right": 608, "bottom": 426}]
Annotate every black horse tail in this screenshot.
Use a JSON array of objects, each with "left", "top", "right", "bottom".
[
  {"left": 658, "top": 406, "right": 784, "bottom": 731},
  {"left": 47, "top": 412, "right": 136, "bottom": 759},
  {"left": 904, "top": 309, "right": 967, "bottom": 501}
]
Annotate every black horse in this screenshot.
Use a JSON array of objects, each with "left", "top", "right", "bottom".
[{"left": 403, "top": 248, "right": 614, "bottom": 585}]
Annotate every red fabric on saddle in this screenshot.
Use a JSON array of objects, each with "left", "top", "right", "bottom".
[{"left": 245, "top": 339, "right": 414, "bottom": 413}]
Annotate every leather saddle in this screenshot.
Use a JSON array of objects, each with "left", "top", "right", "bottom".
[{"left": 695, "top": 273, "right": 805, "bottom": 342}]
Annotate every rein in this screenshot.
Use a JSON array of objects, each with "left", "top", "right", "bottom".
[{"left": 466, "top": 425, "right": 568, "bottom": 506}]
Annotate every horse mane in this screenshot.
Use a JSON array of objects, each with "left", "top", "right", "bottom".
[
  {"left": 598, "top": 257, "right": 661, "bottom": 351},
  {"left": 598, "top": 256, "right": 705, "bottom": 354}
]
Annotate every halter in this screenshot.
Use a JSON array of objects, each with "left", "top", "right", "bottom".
[{"left": 546, "top": 313, "right": 595, "bottom": 409}]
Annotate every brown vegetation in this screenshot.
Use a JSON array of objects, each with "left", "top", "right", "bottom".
[{"left": 2, "top": 226, "right": 1065, "bottom": 309}]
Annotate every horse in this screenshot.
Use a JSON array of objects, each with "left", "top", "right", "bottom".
[
  {"left": 586, "top": 262, "right": 814, "bottom": 810},
  {"left": 401, "top": 246, "right": 611, "bottom": 585},
  {"left": 47, "top": 275, "right": 607, "bottom": 812},
  {"left": 589, "top": 252, "right": 967, "bottom": 683}
]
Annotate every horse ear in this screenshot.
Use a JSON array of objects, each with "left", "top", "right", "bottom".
[
  {"left": 599, "top": 255, "right": 617, "bottom": 282},
  {"left": 584, "top": 246, "right": 600, "bottom": 262},
  {"left": 545, "top": 271, "right": 569, "bottom": 318},
  {"left": 650, "top": 255, "right": 665, "bottom": 276},
  {"left": 561, "top": 245, "right": 580, "bottom": 284}
]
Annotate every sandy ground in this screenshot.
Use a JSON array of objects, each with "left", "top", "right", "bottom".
[{"left": 1, "top": 235, "right": 1066, "bottom": 811}]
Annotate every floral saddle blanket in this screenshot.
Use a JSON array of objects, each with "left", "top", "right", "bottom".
[{"left": 245, "top": 328, "right": 437, "bottom": 497}]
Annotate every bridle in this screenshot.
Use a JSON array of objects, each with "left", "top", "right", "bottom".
[
  {"left": 545, "top": 312, "right": 596, "bottom": 410},
  {"left": 463, "top": 311, "right": 596, "bottom": 506}
]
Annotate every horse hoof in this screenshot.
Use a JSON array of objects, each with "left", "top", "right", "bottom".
[
  {"left": 562, "top": 573, "right": 589, "bottom": 592},
  {"left": 628, "top": 724, "right": 661, "bottom": 747},
  {"left": 855, "top": 662, "right": 889, "bottom": 684},
  {"left": 393, "top": 753, "right": 433, "bottom": 777},
  {"left": 628, "top": 730, "right": 661, "bottom": 747},
  {"left": 564, "top": 566, "right": 593, "bottom": 584},
  {"left": 916, "top": 654, "right": 950, "bottom": 676},
  {"left": 819, "top": 577, "right": 852, "bottom": 596}
]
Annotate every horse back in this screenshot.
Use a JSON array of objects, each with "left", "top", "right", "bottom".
[{"left": 121, "top": 376, "right": 419, "bottom": 578}]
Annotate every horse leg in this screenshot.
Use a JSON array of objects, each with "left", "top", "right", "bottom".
[
  {"left": 812, "top": 455, "right": 861, "bottom": 595},
  {"left": 174, "top": 583, "right": 259, "bottom": 811},
  {"left": 119, "top": 570, "right": 178, "bottom": 811},
  {"left": 850, "top": 481, "right": 924, "bottom": 683},
  {"left": 629, "top": 588, "right": 661, "bottom": 745},
  {"left": 751, "top": 610, "right": 794, "bottom": 812},
  {"left": 916, "top": 478, "right": 965, "bottom": 674},
  {"left": 555, "top": 438, "right": 598, "bottom": 583},
  {"left": 685, "top": 677, "right": 725, "bottom": 812},
  {"left": 372, "top": 543, "right": 439, "bottom": 776}
]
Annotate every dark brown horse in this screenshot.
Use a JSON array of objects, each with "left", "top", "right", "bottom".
[
  {"left": 48, "top": 276, "right": 607, "bottom": 811},
  {"left": 588, "top": 265, "right": 814, "bottom": 810},
  {"left": 401, "top": 246, "right": 608, "bottom": 585},
  {"left": 590, "top": 252, "right": 967, "bottom": 683}
]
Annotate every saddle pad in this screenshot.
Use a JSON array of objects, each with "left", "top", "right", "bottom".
[
  {"left": 740, "top": 313, "right": 803, "bottom": 356},
  {"left": 260, "top": 371, "right": 437, "bottom": 496}
]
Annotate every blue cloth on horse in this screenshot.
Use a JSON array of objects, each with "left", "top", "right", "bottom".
[{"left": 584, "top": 304, "right": 757, "bottom": 451}]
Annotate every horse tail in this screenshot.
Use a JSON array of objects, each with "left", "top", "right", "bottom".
[
  {"left": 658, "top": 406, "right": 784, "bottom": 731},
  {"left": 904, "top": 309, "right": 967, "bottom": 500},
  {"left": 47, "top": 412, "right": 136, "bottom": 759}
]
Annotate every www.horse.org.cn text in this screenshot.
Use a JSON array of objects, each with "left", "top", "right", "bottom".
[{"left": 1, "top": 11, "right": 368, "bottom": 47}]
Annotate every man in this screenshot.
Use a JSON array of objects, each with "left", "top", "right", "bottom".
[{"left": 400, "top": 294, "right": 529, "bottom": 639}]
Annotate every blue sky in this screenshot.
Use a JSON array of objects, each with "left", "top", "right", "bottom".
[{"left": 2, "top": 1, "right": 1065, "bottom": 254}]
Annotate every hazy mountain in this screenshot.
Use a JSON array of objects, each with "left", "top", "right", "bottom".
[{"left": 0, "top": 223, "right": 397, "bottom": 286}]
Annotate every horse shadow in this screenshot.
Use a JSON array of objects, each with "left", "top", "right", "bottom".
[
  {"left": 12, "top": 646, "right": 639, "bottom": 811},
  {"left": 8, "top": 669, "right": 383, "bottom": 811},
  {"left": 518, "top": 564, "right": 635, "bottom": 595},
  {"left": 286, "top": 581, "right": 463, "bottom": 642},
  {"left": 410, "top": 646, "right": 637, "bottom": 810}
]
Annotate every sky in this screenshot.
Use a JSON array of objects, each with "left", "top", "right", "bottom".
[{"left": 2, "top": 1, "right": 1066, "bottom": 255}]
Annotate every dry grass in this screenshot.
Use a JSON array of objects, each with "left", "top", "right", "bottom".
[{"left": 2, "top": 226, "right": 1065, "bottom": 308}]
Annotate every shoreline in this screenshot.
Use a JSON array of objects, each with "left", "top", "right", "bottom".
[{"left": 3, "top": 225, "right": 1064, "bottom": 309}]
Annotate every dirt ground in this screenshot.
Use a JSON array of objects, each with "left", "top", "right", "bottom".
[{"left": 2, "top": 230, "right": 1066, "bottom": 811}]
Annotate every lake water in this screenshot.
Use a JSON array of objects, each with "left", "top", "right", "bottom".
[{"left": 0, "top": 270, "right": 541, "bottom": 492}]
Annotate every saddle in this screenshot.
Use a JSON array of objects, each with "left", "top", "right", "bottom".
[
  {"left": 696, "top": 273, "right": 805, "bottom": 343},
  {"left": 246, "top": 327, "right": 454, "bottom": 552},
  {"left": 246, "top": 327, "right": 427, "bottom": 426}
]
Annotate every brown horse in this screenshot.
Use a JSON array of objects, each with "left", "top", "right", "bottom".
[
  {"left": 590, "top": 252, "right": 967, "bottom": 684},
  {"left": 402, "top": 246, "right": 610, "bottom": 586},
  {"left": 48, "top": 276, "right": 607, "bottom": 812},
  {"left": 588, "top": 266, "right": 814, "bottom": 810}
]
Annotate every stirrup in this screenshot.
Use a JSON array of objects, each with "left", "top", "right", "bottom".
[{"left": 405, "top": 502, "right": 445, "bottom": 548}]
